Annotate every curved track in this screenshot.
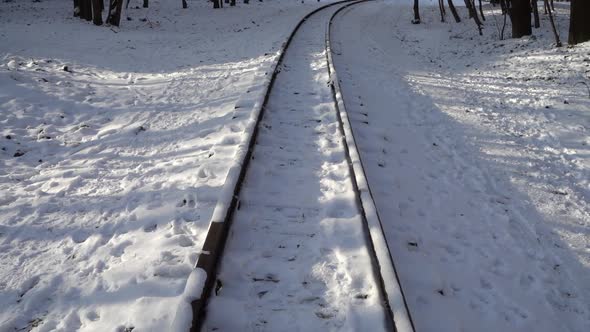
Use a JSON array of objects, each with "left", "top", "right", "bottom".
[
  {"left": 190, "top": 2, "right": 413, "bottom": 331},
  {"left": 325, "top": 3, "right": 415, "bottom": 332}
]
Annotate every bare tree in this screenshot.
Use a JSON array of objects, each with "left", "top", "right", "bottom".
[
  {"left": 544, "top": 0, "right": 561, "bottom": 46},
  {"left": 412, "top": 0, "right": 421, "bottom": 24},
  {"left": 91, "top": 0, "right": 103, "bottom": 25},
  {"left": 569, "top": 0, "right": 590, "bottom": 44},
  {"left": 80, "top": 0, "right": 92, "bottom": 21},
  {"left": 73, "top": 0, "right": 80, "bottom": 17},
  {"left": 438, "top": 0, "right": 446, "bottom": 22},
  {"left": 464, "top": 0, "right": 473, "bottom": 17},
  {"left": 447, "top": 0, "right": 461, "bottom": 22},
  {"left": 106, "top": 0, "right": 124, "bottom": 26},
  {"left": 466, "top": 0, "right": 483, "bottom": 35},
  {"left": 543, "top": 0, "right": 550, "bottom": 14},
  {"left": 532, "top": 0, "right": 540, "bottom": 28},
  {"left": 509, "top": 0, "right": 532, "bottom": 38},
  {"left": 478, "top": 0, "right": 485, "bottom": 21}
]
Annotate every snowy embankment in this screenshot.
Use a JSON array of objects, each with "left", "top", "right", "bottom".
[
  {"left": 0, "top": 0, "right": 336, "bottom": 330},
  {"left": 332, "top": 1, "right": 589, "bottom": 331}
]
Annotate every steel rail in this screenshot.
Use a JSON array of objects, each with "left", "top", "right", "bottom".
[{"left": 326, "top": 2, "right": 416, "bottom": 331}]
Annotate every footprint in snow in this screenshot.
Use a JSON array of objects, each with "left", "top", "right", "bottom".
[
  {"left": 115, "top": 325, "right": 135, "bottom": 332},
  {"left": 519, "top": 274, "right": 535, "bottom": 289},
  {"left": 110, "top": 240, "right": 133, "bottom": 257},
  {"left": 315, "top": 311, "right": 334, "bottom": 319},
  {"left": 85, "top": 310, "right": 100, "bottom": 321},
  {"left": 143, "top": 223, "right": 157, "bottom": 232},
  {"left": 197, "top": 166, "right": 213, "bottom": 179},
  {"left": 71, "top": 230, "right": 89, "bottom": 244},
  {"left": 198, "top": 128, "right": 215, "bottom": 138},
  {"left": 220, "top": 135, "right": 239, "bottom": 145},
  {"left": 441, "top": 243, "right": 461, "bottom": 257},
  {"left": 18, "top": 275, "right": 41, "bottom": 300},
  {"left": 172, "top": 234, "right": 194, "bottom": 248},
  {"left": 177, "top": 193, "right": 197, "bottom": 208},
  {"left": 480, "top": 278, "right": 493, "bottom": 290},
  {"left": 300, "top": 296, "right": 320, "bottom": 304}
]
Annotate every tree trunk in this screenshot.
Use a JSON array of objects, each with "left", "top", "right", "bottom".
[
  {"left": 509, "top": 0, "right": 532, "bottom": 38},
  {"left": 412, "top": 0, "right": 421, "bottom": 24},
  {"left": 569, "top": 0, "right": 590, "bottom": 44},
  {"left": 85, "top": 0, "right": 93, "bottom": 21},
  {"left": 74, "top": 0, "right": 80, "bottom": 17},
  {"left": 545, "top": 0, "right": 561, "bottom": 46},
  {"left": 182, "top": 0, "right": 187, "bottom": 8},
  {"left": 106, "top": 0, "right": 124, "bottom": 26},
  {"left": 500, "top": 0, "right": 507, "bottom": 13},
  {"left": 213, "top": 0, "right": 220, "bottom": 8},
  {"left": 544, "top": 0, "right": 549, "bottom": 14},
  {"left": 532, "top": 0, "right": 540, "bottom": 28},
  {"left": 447, "top": 0, "right": 461, "bottom": 22},
  {"left": 478, "top": 0, "right": 485, "bottom": 21},
  {"left": 91, "top": 0, "right": 103, "bottom": 25},
  {"left": 466, "top": 0, "right": 483, "bottom": 35},
  {"left": 80, "top": 0, "right": 91, "bottom": 21},
  {"left": 230, "top": 0, "right": 236, "bottom": 5},
  {"left": 501, "top": 5, "right": 508, "bottom": 39},
  {"left": 464, "top": 0, "right": 473, "bottom": 17},
  {"left": 143, "top": 0, "right": 148, "bottom": 8},
  {"left": 438, "top": 0, "right": 445, "bottom": 22},
  {"left": 78, "top": 0, "right": 85, "bottom": 19}
]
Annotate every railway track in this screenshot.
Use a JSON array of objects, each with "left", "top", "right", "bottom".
[{"left": 189, "top": 1, "right": 414, "bottom": 331}]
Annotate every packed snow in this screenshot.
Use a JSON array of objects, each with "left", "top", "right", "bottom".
[{"left": 332, "top": 1, "right": 589, "bottom": 331}]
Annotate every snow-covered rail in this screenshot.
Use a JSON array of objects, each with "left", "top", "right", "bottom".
[
  {"left": 188, "top": 1, "right": 414, "bottom": 331},
  {"left": 324, "top": 3, "right": 415, "bottom": 332}
]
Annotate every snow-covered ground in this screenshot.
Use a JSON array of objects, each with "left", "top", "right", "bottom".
[
  {"left": 0, "top": 0, "right": 339, "bottom": 331},
  {"left": 332, "top": 1, "right": 589, "bottom": 331},
  {"left": 2, "top": 0, "right": 589, "bottom": 331}
]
